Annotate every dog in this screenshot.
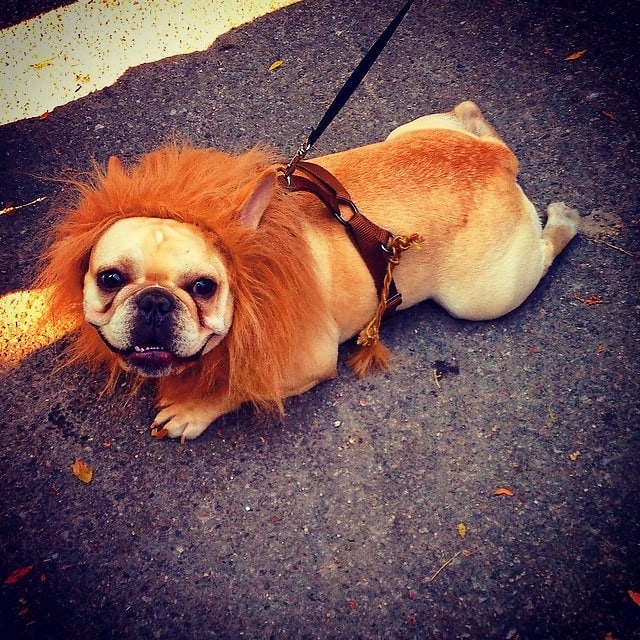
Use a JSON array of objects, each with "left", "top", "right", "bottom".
[{"left": 37, "top": 101, "right": 579, "bottom": 442}]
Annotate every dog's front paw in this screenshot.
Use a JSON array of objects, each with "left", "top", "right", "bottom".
[{"left": 151, "top": 401, "right": 218, "bottom": 443}]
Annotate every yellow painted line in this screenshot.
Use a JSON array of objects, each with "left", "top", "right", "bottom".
[{"left": 0, "top": 0, "right": 299, "bottom": 126}]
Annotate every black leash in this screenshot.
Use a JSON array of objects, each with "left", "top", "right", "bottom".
[{"left": 282, "top": 0, "right": 415, "bottom": 177}]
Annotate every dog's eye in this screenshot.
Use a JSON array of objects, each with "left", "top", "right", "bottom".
[
  {"left": 97, "top": 269, "right": 126, "bottom": 291},
  {"left": 191, "top": 278, "right": 217, "bottom": 298}
]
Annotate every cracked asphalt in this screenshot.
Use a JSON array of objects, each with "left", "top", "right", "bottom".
[{"left": 1, "top": 1, "right": 639, "bottom": 638}]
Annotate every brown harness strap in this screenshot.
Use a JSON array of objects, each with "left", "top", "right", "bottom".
[{"left": 278, "top": 160, "right": 402, "bottom": 316}]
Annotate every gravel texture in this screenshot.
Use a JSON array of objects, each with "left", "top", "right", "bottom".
[{"left": 1, "top": 1, "right": 639, "bottom": 638}]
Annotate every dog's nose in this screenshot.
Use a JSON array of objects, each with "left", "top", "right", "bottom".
[{"left": 136, "top": 290, "right": 175, "bottom": 325}]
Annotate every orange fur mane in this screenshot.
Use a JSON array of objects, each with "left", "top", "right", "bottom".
[{"left": 36, "top": 145, "right": 325, "bottom": 412}]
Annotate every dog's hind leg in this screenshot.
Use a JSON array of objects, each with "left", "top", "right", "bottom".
[
  {"left": 451, "top": 100, "right": 503, "bottom": 141},
  {"left": 387, "top": 100, "right": 506, "bottom": 143},
  {"left": 541, "top": 202, "right": 580, "bottom": 272}
]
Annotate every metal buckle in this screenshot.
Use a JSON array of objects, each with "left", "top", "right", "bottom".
[
  {"left": 381, "top": 236, "right": 395, "bottom": 255},
  {"left": 333, "top": 210, "right": 351, "bottom": 228},
  {"left": 384, "top": 291, "right": 403, "bottom": 312}
]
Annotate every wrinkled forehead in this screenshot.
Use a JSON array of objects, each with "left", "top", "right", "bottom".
[{"left": 89, "top": 216, "right": 225, "bottom": 276}]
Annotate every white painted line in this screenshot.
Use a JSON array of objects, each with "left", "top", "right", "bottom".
[{"left": 0, "top": 0, "right": 299, "bottom": 126}]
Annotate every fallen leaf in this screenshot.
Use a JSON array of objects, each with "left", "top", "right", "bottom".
[
  {"left": 268, "top": 59, "right": 284, "bottom": 71},
  {"left": 4, "top": 565, "right": 33, "bottom": 585},
  {"left": 71, "top": 458, "right": 93, "bottom": 483},
  {"left": 569, "top": 451, "right": 581, "bottom": 461},
  {"left": 457, "top": 522, "right": 467, "bottom": 539},
  {"left": 573, "top": 293, "right": 604, "bottom": 305},
  {"left": 38, "top": 111, "right": 50, "bottom": 120},
  {"left": 629, "top": 589, "right": 640, "bottom": 607},
  {"left": 602, "top": 111, "right": 617, "bottom": 121},
  {"left": 565, "top": 49, "right": 587, "bottom": 60},
  {"left": 494, "top": 487, "right": 514, "bottom": 497},
  {"left": 596, "top": 344, "right": 604, "bottom": 354},
  {"left": 529, "top": 346, "right": 538, "bottom": 354},
  {"left": 348, "top": 599, "right": 357, "bottom": 610}
]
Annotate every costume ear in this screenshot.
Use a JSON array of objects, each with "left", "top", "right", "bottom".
[
  {"left": 237, "top": 170, "right": 276, "bottom": 230},
  {"left": 107, "top": 155, "right": 126, "bottom": 176}
]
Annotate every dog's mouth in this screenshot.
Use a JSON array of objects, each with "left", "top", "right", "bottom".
[
  {"left": 92, "top": 326, "right": 215, "bottom": 377},
  {"left": 95, "top": 332, "right": 189, "bottom": 376},
  {"left": 121, "top": 341, "right": 210, "bottom": 377},
  {"left": 126, "top": 343, "right": 177, "bottom": 371}
]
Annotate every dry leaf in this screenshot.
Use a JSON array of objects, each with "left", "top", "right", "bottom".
[
  {"left": 602, "top": 111, "right": 617, "bottom": 121},
  {"left": 4, "top": 565, "right": 33, "bottom": 585},
  {"left": 569, "top": 451, "right": 581, "bottom": 461},
  {"left": 457, "top": 522, "right": 467, "bottom": 539},
  {"left": 494, "top": 487, "right": 514, "bottom": 496},
  {"left": 268, "top": 59, "right": 284, "bottom": 71},
  {"left": 573, "top": 293, "right": 604, "bottom": 305},
  {"left": 629, "top": 589, "right": 640, "bottom": 607},
  {"left": 71, "top": 458, "right": 93, "bottom": 483},
  {"left": 565, "top": 49, "right": 587, "bottom": 61},
  {"left": 151, "top": 427, "right": 169, "bottom": 440}
]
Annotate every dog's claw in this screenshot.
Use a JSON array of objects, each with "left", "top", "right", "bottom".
[{"left": 151, "top": 400, "right": 217, "bottom": 442}]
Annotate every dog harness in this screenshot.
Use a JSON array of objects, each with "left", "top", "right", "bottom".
[
  {"left": 277, "top": 161, "right": 423, "bottom": 350},
  {"left": 274, "top": 1, "right": 419, "bottom": 361}
]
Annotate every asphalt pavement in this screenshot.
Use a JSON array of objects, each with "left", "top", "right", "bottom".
[{"left": 1, "top": 1, "right": 639, "bottom": 638}]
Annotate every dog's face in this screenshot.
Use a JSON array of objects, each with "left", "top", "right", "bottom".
[{"left": 83, "top": 216, "right": 233, "bottom": 377}]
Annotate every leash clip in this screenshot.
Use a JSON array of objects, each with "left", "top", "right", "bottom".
[{"left": 282, "top": 139, "right": 311, "bottom": 180}]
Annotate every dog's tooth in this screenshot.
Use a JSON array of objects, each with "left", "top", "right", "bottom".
[{"left": 133, "top": 345, "right": 164, "bottom": 352}]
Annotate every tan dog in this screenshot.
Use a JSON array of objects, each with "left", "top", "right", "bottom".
[{"left": 37, "top": 101, "right": 579, "bottom": 442}]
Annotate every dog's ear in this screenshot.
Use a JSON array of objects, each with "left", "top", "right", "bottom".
[
  {"left": 237, "top": 169, "right": 276, "bottom": 230},
  {"left": 107, "top": 155, "right": 126, "bottom": 176}
]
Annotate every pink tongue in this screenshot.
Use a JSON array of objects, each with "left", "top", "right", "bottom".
[{"left": 129, "top": 350, "right": 174, "bottom": 367}]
